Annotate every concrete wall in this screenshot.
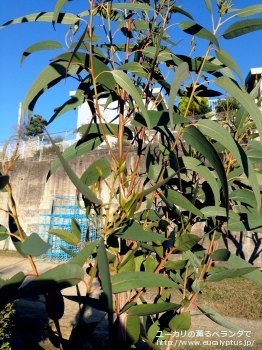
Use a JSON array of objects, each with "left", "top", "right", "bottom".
[{"left": 0, "top": 149, "right": 261, "bottom": 267}]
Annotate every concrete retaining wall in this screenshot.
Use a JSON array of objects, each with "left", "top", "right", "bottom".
[{"left": 0, "top": 149, "right": 261, "bottom": 267}]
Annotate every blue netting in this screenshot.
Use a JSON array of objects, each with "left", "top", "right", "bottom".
[{"left": 38, "top": 196, "right": 99, "bottom": 262}]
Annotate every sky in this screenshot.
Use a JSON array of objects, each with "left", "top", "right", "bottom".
[{"left": 0, "top": 0, "right": 262, "bottom": 142}]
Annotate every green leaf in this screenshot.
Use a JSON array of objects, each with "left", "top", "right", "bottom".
[
  {"left": 216, "top": 49, "right": 242, "bottom": 82},
  {"left": 47, "top": 139, "right": 102, "bottom": 178},
  {"left": 170, "top": 6, "right": 194, "bottom": 20},
  {"left": 48, "top": 229, "right": 79, "bottom": 245},
  {"left": 169, "top": 312, "right": 191, "bottom": 332},
  {"left": 115, "top": 220, "right": 165, "bottom": 242},
  {"left": 1, "top": 12, "right": 79, "bottom": 29},
  {"left": 192, "top": 279, "right": 201, "bottom": 293},
  {"left": 201, "top": 206, "right": 227, "bottom": 218},
  {"left": 169, "top": 62, "right": 189, "bottom": 126},
  {"left": 52, "top": 0, "right": 71, "bottom": 27},
  {"left": 183, "top": 125, "right": 228, "bottom": 213},
  {"left": 117, "top": 62, "right": 148, "bottom": 78},
  {"left": 71, "top": 218, "right": 81, "bottom": 242},
  {"left": 0, "top": 272, "right": 25, "bottom": 307},
  {"left": 81, "top": 159, "right": 111, "bottom": 186},
  {"left": 46, "top": 137, "right": 101, "bottom": 205},
  {"left": 179, "top": 21, "right": 219, "bottom": 48},
  {"left": 17, "top": 263, "right": 84, "bottom": 297},
  {"left": 21, "top": 233, "right": 52, "bottom": 256},
  {"left": 204, "top": 0, "right": 212, "bottom": 13},
  {"left": 48, "top": 96, "right": 83, "bottom": 124},
  {"left": 97, "top": 237, "right": 113, "bottom": 335},
  {"left": 111, "top": 272, "right": 179, "bottom": 293},
  {"left": 128, "top": 302, "right": 179, "bottom": 316},
  {"left": 164, "top": 260, "right": 188, "bottom": 270},
  {"left": 76, "top": 123, "right": 133, "bottom": 141},
  {"left": 143, "top": 256, "right": 158, "bottom": 273},
  {"left": 20, "top": 40, "right": 62, "bottom": 66},
  {"left": 181, "top": 157, "right": 220, "bottom": 206},
  {"left": 247, "top": 149, "right": 262, "bottom": 164},
  {"left": 126, "top": 315, "right": 140, "bottom": 345},
  {"left": 22, "top": 61, "right": 79, "bottom": 118},
  {"left": 111, "top": 70, "right": 150, "bottom": 128},
  {"left": 216, "top": 77, "right": 262, "bottom": 148},
  {"left": 174, "top": 234, "right": 201, "bottom": 252},
  {"left": 132, "top": 111, "right": 190, "bottom": 128},
  {"left": 207, "top": 267, "right": 257, "bottom": 281},
  {"left": 229, "top": 189, "right": 257, "bottom": 208},
  {"left": 69, "top": 240, "right": 99, "bottom": 266},
  {"left": 236, "top": 5, "right": 262, "bottom": 17},
  {"left": 225, "top": 254, "right": 262, "bottom": 285},
  {"left": 210, "top": 249, "right": 231, "bottom": 261},
  {"left": 196, "top": 118, "right": 261, "bottom": 212},
  {"left": 0, "top": 175, "right": 9, "bottom": 189},
  {"left": 222, "top": 19, "right": 262, "bottom": 39},
  {"left": 0, "top": 224, "right": 9, "bottom": 241},
  {"left": 198, "top": 305, "right": 240, "bottom": 330},
  {"left": 165, "top": 189, "right": 204, "bottom": 218}
]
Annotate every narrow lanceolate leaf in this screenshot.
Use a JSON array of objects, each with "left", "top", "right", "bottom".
[
  {"left": 169, "top": 313, "right": 191, "bottom": 332},
  {"left": 111, "top": 70, "right": 151, "bottom": 128},
  {"left": 20, "top": 40, "right": 62, "bottom": 66},
  {"left": 183, "top": 125, "right": 228, "bottom": 213},
  {"left": 71, "top": 218, "right": 81, "bottom": 242},
  {"left": 229, "top": 189, "right": 257, "bottom": 208},
  {"left": 132, "top": 111, "right": 189, "bottom": 128},
  {"left": 165, "top": 189, "right": 204, "bottom": 218},
  {"left": 0, "top": 224, "right": 9, "bottom": 241},
  {"left": 215, "top": 78, "right": 262, "bottom": 140},
  {"left": 222, "top": 19, "right": 262, "bottom": 39},
  {"left": 210, "top": 249, "right": 231, "bottom": 261},
  {"left": 21, "top": 233, "right": 52, "bottom": 256},
  {"left": 52, "top": 0, "right": 71, "bottom": 27},
  {"left": 174, "top": 234, "right": 201, "bottom": 252},
  {"left": 207, "top": 267, "right": 257, "bottom": 281},
  {"left": 48, "top": 229, "right": 79, "bottom": 246},
  {"left": 22, "top": 61, "right": 79, "bottom": 118},
  {"left": 247, "top": 149, "right": 262, "bottom": 164},
  {"left": 201, "top": 206, "right": 227, "bottom": 218},
  {"left": 169, "top": 62, "right": 189, "bottom": 127},
  {"left": 47, "top": 138, "right": 103, "bottom": 178},
  {"left": 46, "top": 135, "right": 101, "bottom": 205},
  {"left": 181, "top": 157, "right": 220, "bottom": 206},
  {"left": 216, "top": 49, "right": 242, "bottom": 82},
  {"left": 225, "top": 255, "right": 262, "bottom": 285},
  {"left": 198, "top": 305, "right": 240, "bottom": 330},
  {"left": 111, "top": 272, "right": 179, "bottom": 293},
  {"left": 69, "top": 240, "right": 99, "bottom": 267},
  {"left": 115, "top": 220, "right": 165, "bottom": 242},
  {"left": 0, "top": 12, "right": 79, "bottom": 29},
  {"left": 196, "top": 118, "right": 261, "bottom": 212},
  {"left": 179, "top": 21, "right": 219, "bottom": 48},
  {"left": 97, "top": 238, "right": 113, "bottom": 336},
  {"left": 81, "top": 159, "right": 111, "bottom": 186},
  {"left": 17, "top": 263, "right": 84, "bottom": 297},
  {"left": 126, "top": 315, "right": 140, "bottom": 345},
  {"left": 128, "top": 302, "right": 179, "bottom": 316},
  {"left": 204, "top": 0, "right": 212, "bottom": 13},
  {"left": 236, "top": 5, "right": 262, "bottom": 18},
  {"left": 48, "top": 96, "right": 83, "bottom": 124}
]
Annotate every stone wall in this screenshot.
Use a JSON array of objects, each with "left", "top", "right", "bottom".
[{"left": 0, "top": 148, "right": 261, "bottom": 267}]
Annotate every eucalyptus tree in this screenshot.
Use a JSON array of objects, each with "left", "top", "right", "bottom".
[{"left": 1, "top": 1, "right": 262, "bottom": 349}]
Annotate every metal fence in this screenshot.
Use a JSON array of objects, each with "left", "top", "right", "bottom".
[{"left": 0, "top": 130, "right": 76, "bottom": 162}]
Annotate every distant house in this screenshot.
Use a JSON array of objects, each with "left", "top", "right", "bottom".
[{"left": 245, "top": 67, "right": 262, "bottom": 104}]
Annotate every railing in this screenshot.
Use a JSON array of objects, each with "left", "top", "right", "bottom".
[{"left": 0, "top": 130, "right": 77, "bottom": 162}]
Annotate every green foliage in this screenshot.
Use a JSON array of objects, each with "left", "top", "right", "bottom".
[
  {"left": 24, "top": 114, "right": 47, "bottom": 138},
  {"left": 179, "top": 96, "right": 211, "bottom": 116},
  {"left": 1, "top": 1, "right": 262, "bottom": 349},
  {"left": 215, "top": 96, "right": 240, "bottom": 113},
  {"left": 0, "top": 303, "right": 15, "bottom": 350}
]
